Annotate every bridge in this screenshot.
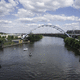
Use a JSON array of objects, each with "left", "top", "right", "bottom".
[{"left": 23, "top": 25, "right": 71, "bottom": 39}]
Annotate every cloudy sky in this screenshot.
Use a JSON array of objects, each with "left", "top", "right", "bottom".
[{"left": 0, "top": 0, "right": 80, "bottom": 33}]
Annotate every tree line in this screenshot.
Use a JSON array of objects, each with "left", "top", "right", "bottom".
[
  {"left": 26, "top": 34, "right": 43, "bottom": 42},
  {"left": 64, "top": 37, "right": 80, "bottom": 49}
]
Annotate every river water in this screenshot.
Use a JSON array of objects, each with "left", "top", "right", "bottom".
[{"left": 0, "top": 37, "right": 80, "bottom": 80}]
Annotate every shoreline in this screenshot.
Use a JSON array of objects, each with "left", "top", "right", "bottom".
[{"left": 3, "top": 42, "right": 29, "bottom": 48}]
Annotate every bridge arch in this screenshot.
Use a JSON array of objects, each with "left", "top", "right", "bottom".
[{"left": 24, "top": 25, "right": 70, "bottom": 39}]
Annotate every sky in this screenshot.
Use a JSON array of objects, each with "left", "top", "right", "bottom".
[{"left": 0, "top": 0, "right": 80, "bottom": 33}]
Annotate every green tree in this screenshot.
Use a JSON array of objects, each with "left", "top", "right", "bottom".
[
  {"left": 27, "top": 34, "right": 43, "bottom": 42},
  {"left": 64, "top": 37, "right": 80, "bottom": 49},
  {"left": 15, "top": 36, "right": 18, "bottom": 39}
]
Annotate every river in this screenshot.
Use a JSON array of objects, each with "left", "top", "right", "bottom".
[{"left": 0, "top": 37, "right": 80, "bottom": 80}]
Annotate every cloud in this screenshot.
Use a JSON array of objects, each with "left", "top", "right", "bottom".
[
  {"left": 44, "top": 14, "right": 80, "bottom": 21},
  {"left": 0, "top": 0, "right": 80, "bottom": 17},
  {"left": 0, "top": 20, "right": 12, "bottom": 24},
  {"left": 64, "top": 22, "right": 80, "bottom": 30},
  {"left": 17, "top": 14, "right": 80, "bottom": 23},
  {"left": 73, "top": 0, "right": 80, "bottom": 9},
  {"left": 65, "top": 22, "right": 79, "bottom": 26},
  {"left": 17, "top": 18, "right": 34, "bottom": 23},
  {"left": 18, "top": 0, "right": 74, "bottom": 14},
  {"left": 0, "top": 0, "right": 18, "bottom": 16},
  {"left": 0, "top": 0, "right": 80, "bottom": 33},
  {"left": 17, "top": 16, "right": 49, "bottom": 23},
  {"left": 3, "top": 26, "right": 13, "bottom": 28},
  {"left": 8, "top": 0, "right": 18, "bottom": 6},
  {"left": 14, "top": 8, "right": 34, "bottom": 17}
]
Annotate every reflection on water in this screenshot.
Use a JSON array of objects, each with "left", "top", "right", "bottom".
[
  {"left": 0, "top": 48, "right": 3, "bottom": 51},
  {"left": 79, "top": 57, "right": 80, "bottom": 62},
  {"left": 0, "top": 37, "right": 80, "bottom": 80},
  {"left": 0, "top": 65, "right": 1, "bottom": 68},
  {"left": 65, "top": 44, "right": 80, "bottom": 56}
]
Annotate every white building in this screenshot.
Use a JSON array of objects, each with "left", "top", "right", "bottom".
[{"left": 22, "top": 34, "right": 28, "bottom": 39}]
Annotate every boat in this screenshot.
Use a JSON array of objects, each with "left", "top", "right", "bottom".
[
  {"left": 29, "top": 53, "right": 32, "bottom": 56},
  {"left": 23, "top": 48, "right": 28, "bottom": 51}
]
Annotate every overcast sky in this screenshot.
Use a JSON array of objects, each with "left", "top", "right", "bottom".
[{"left": 0, "top": 0, "right": 80, "bottom": 33}]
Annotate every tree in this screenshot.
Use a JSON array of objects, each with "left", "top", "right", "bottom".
[
  {"left": 64, "top": 37, "right": 80, "bottom": 49},
  {"left": 15, "top": 36, "right": 18, "bottom": 39},
  {"left": 27, "top": 34, "right": 43, "bottom": 42}
]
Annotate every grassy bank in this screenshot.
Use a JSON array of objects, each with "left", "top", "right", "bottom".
[
  {"left": 3, "top": 41, "right": 29, "bottom": 48},
  {"left": 64, "top": 37, "right": 80, "bottom": 52},
  {"left": 3, "top": 41, "right": 15, "bottom": 46}
]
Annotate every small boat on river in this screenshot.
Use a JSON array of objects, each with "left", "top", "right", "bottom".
[
  {"left": 23, "top": 48, "right": 28, "bottom": 51},
  {"left": 29, "top": 53, "right": 32, "bottom": 56}
]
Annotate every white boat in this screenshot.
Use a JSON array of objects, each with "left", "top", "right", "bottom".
[{"left": 23, "top": 48, "right": 28, "bottom": 51}]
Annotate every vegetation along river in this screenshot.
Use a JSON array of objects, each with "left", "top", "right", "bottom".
[{"left": 0, "top": 37, "right": 80, "bottom": 80}]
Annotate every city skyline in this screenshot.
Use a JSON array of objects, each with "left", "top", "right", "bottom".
[{"left": 0, "top": 0, "right": 80, "bottom": 33}]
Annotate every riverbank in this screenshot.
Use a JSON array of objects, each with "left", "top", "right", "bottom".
[
  {"left": 3, "top": 41, "right": 30, "bottom": 48},
  {"left": 64, "top": 37, "right": 80, "bottom": 53},
  {"left": 1, "top": 34, "right": 43, "bottom": 48},
  {"left": 25, "top": 34, "right": 43, "bottom": 42}
]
